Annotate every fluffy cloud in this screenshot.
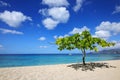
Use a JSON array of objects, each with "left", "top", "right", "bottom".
[
  {"left": 111, "top": 41, "right": 120, "bottom": 49},
  {"left": 40, "top": 0, "right": 70, "bottom": 30},
  {"left": 58, "top": 36, "right": 64, "bottom": 38},
  {"left": 95, "top": 30, "right": 111, "bottom": 39},
  {"left": 112, "top": 6, "right": 120, "bottom": 14},
  {"left": 42, "top": 0, "right": 69, "bottom": 7},
  {"left": 53, "top": 26, "right": 90, "bottom": 40},
  {"left": 73, "top": 0, "right": 84, "bottom": 12},
  {"left": 42, "top": 18, "right": 59, "bottom": 29},
  {"left": 53, "top": 34, "right": 69, "bottom": 39},
  {"left": 0, "top": 10, "right": 32, "bottom": 27},
  {"left": 0, "top": 0, "right": 10, "bottom": 7},
  {"left": 48, "top": 7, "right": 70, "bottom": 23},
  {"left": 63, "top": 34, "right": 69, "bottom": 37},
  {"left": 38, "top": 37, "right": 46, "bottom": 41},
  {"left": 69, "top": 26, "right": 90, "bottom": 34},
  {"left": 96, "top": 21, "right": 120, "bottom": 35},
  {"left": 40, "top": 7, "right": 70, "bottom": 29},
  {"left": 38, "top": 8, "right": 48, "bottom": 16},
  {"left": 0, "top": 28, "right": 23, "bottom": 35},
  {"left": 53, "top": 35, "right": 58, "bottom": 39},
  {"left": 104, "top": 41, "right": 120, "bottom": 50},
  {"left": 39, "top": 46, "right": 48, "bottom": 48}
]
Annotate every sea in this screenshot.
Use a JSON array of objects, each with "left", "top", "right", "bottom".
[{"left": 0, "top": 53, "right": 120, "bottom": 67}]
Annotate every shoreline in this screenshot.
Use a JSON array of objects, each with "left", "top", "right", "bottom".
[
  {"left": 0, "top": 60, "right": 120, "bottom": 80},
  {"left": 0, "top": 59, "right": 120, "bottom": 68}
]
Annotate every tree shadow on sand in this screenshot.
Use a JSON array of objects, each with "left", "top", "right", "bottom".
[{"left": 67, "top": 62, "right": 116, "bottom": 71}]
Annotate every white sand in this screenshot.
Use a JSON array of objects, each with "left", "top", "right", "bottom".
[{"left": 0, "top": 60, "right": 120, "bottom": 80}]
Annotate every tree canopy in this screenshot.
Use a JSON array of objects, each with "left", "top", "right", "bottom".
[
  {"left": 56, "top": 30, "right": 115, "bottom": 52},
  {"left": 55, "top": 30, "right": 115, "bottom": 65}
]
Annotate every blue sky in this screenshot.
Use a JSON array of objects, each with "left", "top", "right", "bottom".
[{"left": 0, "top": 0, "right": 120, "bottom": 54}]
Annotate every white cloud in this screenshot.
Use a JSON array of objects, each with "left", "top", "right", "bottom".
[
  {"left": 69, "top": 26, "right": 90, "bottom": 34},
  {"left": 95, "top": 30, "right": 111, "bottom": 39},
  {"left": 0, "top": 10, "right": 32, "bottom": 27},
  {"left": 55, "top": 35, "right": 63, "bottom": 39},
  {"left": 73, "top": 0, "right": 84, "bottom": 12},
  {"left": 0, "top": 28, "right": 24, "bottom": 35},
  {"left": 96, "top": 21, "right": 120, "bottom": 35},
  {"left": 42, "top": 0, "right": 69, "bottom": 7},
  {"left": 111, "top": 43, "right": 120, "bottom": 49},
  {"left": 38, "top": 37, "right": 46, "bottom": 41},
  {"left": 40, "top": 0, "right": 70, "bottom": 30},
  {"left": 39, "top": 46, "right": 48, "bottom": 48},
  {"left": 54, "top": 34, "right": 69, "bottom": 39},
  {"left": 112, "top": 6, "right": 120, "bottom": 14},
  {"left": 38, "top": 8, "right": 48, "bottom": 16},
  {"left": 104, "top": 41, "right": 120, "bottom": 50},
  {"left": 64, "top": 34, "right": 69, "bottom": 37},
  {"left": 58, "top": 36, "right": 64, "bottom": 38},
  {"left": 0, "top": 0, "right": 11, "bottom": 7},
  {"left": 48, "top": 7, "right": 70, "bottom": 23},
  {"left": 40, "top": 7, "right": 70, "bottom": 29},
  {"left": 42, "top": 18, "right": 59, "bottom": 30},
  {"left": 53, "top": 35, "right": 58, "bottom": 39}
]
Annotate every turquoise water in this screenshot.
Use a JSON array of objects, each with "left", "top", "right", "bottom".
[{"left": 0, "top": 53, "right": 120, "bottom": 67}]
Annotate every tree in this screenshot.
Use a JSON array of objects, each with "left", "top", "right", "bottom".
[{"left": 55, "top": 30, "right": 115, "bottom": 65}]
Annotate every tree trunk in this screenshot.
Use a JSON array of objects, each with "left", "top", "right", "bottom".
[
  {"left": 82, "top": 49, "right": 86, "bottom": 65},
  {"left": 82, "top": 56, "right": 85, "bottom": 65}
]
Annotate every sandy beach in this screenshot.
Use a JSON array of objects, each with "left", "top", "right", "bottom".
[{"left": 0, "top": 60, "right": 120, "bottom": 80}]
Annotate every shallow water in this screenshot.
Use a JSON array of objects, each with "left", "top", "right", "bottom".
[{"left": 0, "top": 53, "right": 120, "bottom": 67}]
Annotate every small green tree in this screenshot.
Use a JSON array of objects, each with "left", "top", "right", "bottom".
[{"left": 56, "top": 30, "right": 115, "bottom": 65}]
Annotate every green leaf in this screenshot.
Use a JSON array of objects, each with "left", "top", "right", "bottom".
[{"left": 55, "top": 30, "right": 115, "bottom": 54}]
